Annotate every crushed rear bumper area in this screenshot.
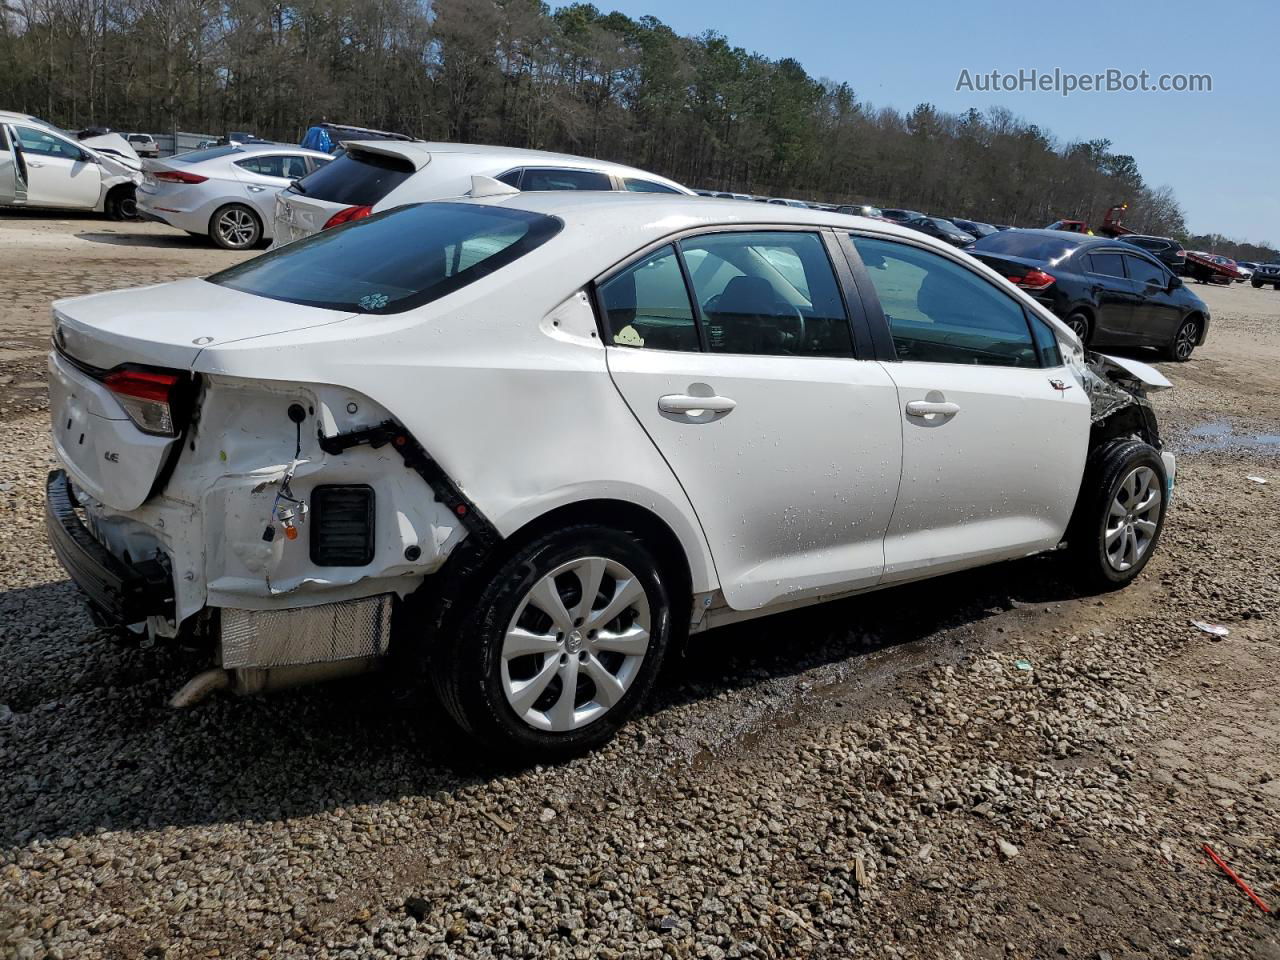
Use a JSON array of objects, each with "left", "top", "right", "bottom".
[{"left": 45, "top": 470, "right": 174, "bottom": 624}]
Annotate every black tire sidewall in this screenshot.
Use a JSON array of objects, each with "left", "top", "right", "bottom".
[
  {"left": 1070, "top": 439, "right": 1168, "bottom": 589},
  {"left": 433, "top": 525, "right": 672, "bottom": 759}
]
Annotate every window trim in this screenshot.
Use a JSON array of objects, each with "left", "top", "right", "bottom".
[
  {"left": 841, "top": 228, "right": 1054, "bottom": 369},
  {"left": 590, "top": 224, "right": 870, "bottom": 360}
]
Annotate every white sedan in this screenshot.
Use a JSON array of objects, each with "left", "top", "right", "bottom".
[
  {"left": 0, "top": 111, "right": 142, "bottom": 218},
  {"left": 44, "top": 190, "right": 1176, "bottom": 758},
  {"left": 137, "top": 143, "right": 332, "bottom": 249},
  {"left": 272, "top": 141, "right": 693, "bottom": 245}
]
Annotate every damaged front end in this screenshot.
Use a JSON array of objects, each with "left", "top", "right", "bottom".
[{"left": 1064, "top": 342, "right": 1172, "bottom": 450}]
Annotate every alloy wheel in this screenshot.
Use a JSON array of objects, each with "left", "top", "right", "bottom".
[
  {"left": 216, "top": 208, "right": 258, "bottom": 248},
  {"left": 1174, "top": 321, "right": 1198, "bottom": 360},
  {"left": 1067, "top": 315, "right": 1089, "bottom": 340},
  {"left": 500, "top": 556, "right": 650, "bottom": 732},
  {"left": 1105, "top": 466, "right": 1161, "bottom": 572}
]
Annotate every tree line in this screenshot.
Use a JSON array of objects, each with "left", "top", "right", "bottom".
[{"left": 1, "top": 0, "right": 1272, "bottom": 257}]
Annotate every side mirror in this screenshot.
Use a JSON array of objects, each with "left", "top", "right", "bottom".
[{"left": 1167, "top": 275, "right": 1182, "bottom": 290}]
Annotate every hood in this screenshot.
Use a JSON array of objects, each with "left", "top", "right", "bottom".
[
  {"left": 53, "top": 278, "right": 355, "bottom": 370},
  {"left": 79, "top": 132, "right": 140, "bottom": 164}
]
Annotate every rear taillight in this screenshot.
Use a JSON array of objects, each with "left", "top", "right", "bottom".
[
  {"left": 152, "top": 170, "right": 208, "bottom": 184},
  {"left": 322, "top": 205, "right": 372, "bottom": 230},
  {"left": 1175, "top": 249, "right": 1186, "bottom": 257},
  {"left": 1006, "top": 269, "right": 1056, "bottom": 291},
  {"left": 104, "top": 369, "right": 182, "bottom": 437}
]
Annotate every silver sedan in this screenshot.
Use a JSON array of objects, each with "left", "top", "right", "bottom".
[{"left": 137, "top": 143, "right": 332, "bottom": 249}]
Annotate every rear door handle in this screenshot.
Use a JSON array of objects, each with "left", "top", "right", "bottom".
[
  {"left": 658, "top": 394, "right": 737, "bottom": 415},
  {"left": 905, "top": 400, "right": 960, "bottom": 417}
]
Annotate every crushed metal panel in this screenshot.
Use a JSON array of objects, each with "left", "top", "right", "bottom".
[{"left": 221, "top": 594, "right": 392, "bottom": 668}]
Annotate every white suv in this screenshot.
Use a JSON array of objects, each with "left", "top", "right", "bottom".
[
  {"left": 272, "top": 141, "right": 693, "bottom": 245},
  {"left": 45, "top": 191, "right": 1176, "bottom": 758}
]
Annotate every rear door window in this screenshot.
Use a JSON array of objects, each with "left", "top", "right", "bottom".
[
  {"left": 599, "top": 245, "right": 700, "bottom": 351},
  {"left": 1087, "top": 252, "right": 1127, "bottom": 278},
  {"left": 520, "top": 168, "right": 613, "bottom": 191},
  {"left": 208, "top": 202, "right": 562, "bottom": 314},
  {"left": 682, "top": 231, "right": 854, "bottom": 358},
  {"left": 291, "top": 149, "right": 415, "bottom": 205},
  {"left": 235, "top": 155, "right": 307, "bottom": 179}
]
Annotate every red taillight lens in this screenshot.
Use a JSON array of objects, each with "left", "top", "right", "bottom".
[
  {"left": 152, "top": 170, "right": 208, "bottom": 184},
  {"left": 1175, "top": 249, "right": 1186, "bottom": 257},
  {"left": 104, "top": 369, "right": 182, "bottom": 436},
  {"left": 322, "top": 205, "right": 373, "bottom": 230},
  {"left": 1006, "top": 269, "right": 1056, "bottom": 291}
]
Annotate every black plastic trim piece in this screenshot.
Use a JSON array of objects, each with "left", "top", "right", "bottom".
[
  {"left": 317, "top": 420, "right": 499, "bottom": 549},
  {"left": 45, "top": 470, "right": 175, "bottom": 624}
]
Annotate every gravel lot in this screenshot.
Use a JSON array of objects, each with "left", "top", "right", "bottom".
[{"left": 2, "top": 214, "right": 1278, "bottom": 960}]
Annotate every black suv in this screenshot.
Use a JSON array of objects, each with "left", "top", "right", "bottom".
[
  {"left": 1120, "top": 235, "right": 1186, "bottom": 276},
  {"left": 1251, "top": 263, "right": 1280, "bottom": 289}
]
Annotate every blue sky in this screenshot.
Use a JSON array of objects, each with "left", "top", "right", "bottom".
[{"left": 583, "top": 0, "right": 1277, "bottom": 243}]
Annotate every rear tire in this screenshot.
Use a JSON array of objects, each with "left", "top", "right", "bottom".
[
  {"left": 1066, "top": 439, "right": 1168, "bottom": 591},
  {"left": 428, "top": 525, "right": 673, "bottom": 761},
  {"left": 209, "top": 203, "right": 262, "bottom": 250},
  {"left": 1253, "top": 280, "right": 1263, "bottom": 289}
]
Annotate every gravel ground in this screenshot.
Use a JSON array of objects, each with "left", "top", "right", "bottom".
[{"left": 1, "top": 215, "right": 1278, "bottom": 960}]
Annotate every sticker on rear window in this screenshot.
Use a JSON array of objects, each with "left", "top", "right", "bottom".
[{"left": 358, "top": 293, "right": 389, "bottom": 310}]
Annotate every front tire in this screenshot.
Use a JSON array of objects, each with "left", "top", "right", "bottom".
[
  {"left": 1067, "top": 440, "right": 1168, "bottom": 591},
  {"left": 104, "top": 186, "right": 138, "bottom": 221},
  {"left": 1064, "top": 311, "right": 1091, "bottom": 344},
  {"left": 429, "top": 525, "right": 672, "bottom": 760},
  {"left": 209, "top": 203, "right": 262, "bottom": 250},
  {"left": 1166, "top": 316, "right": 1199, "bottom": 362}
]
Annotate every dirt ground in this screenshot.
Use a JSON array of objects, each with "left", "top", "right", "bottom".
[{"left": 0, "top": 212, "right": 1277, "bottom": 960}]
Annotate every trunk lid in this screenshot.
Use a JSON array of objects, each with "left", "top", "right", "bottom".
[
  {"left": 53, "top": 277, "right": 354, "bottom": 370},
  {"left": 50, "top": 280, "right": 354, "bottom": 509}
]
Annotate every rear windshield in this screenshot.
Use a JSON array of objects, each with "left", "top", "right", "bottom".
[
  {"left": 290, "top": 149, "right": 414, "bottom": 205},
  {"left": 207, "top": 202, "right": 563, "bottom": 314},
  {"left": 971, "top": 231, "right": 1084, "bottom": 262}
]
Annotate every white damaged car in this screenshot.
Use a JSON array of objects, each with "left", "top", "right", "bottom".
[
  {"left": 1, "top": 112, "right": 143, "bottom": 218},
  {"left": 45, "top": 188, "right": 1177, "bottom": 757}
]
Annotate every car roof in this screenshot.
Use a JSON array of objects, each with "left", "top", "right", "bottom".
[
  {"left": 181, "top": 142, "right": 330, "bottom": 159},
  {"left": 345, "top": 139, "right": 692, "bottom": 192}
]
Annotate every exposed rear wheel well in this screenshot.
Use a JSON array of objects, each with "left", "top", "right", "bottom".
[{"left": 398, "top": 499, "right": 694, "bottom": 655}]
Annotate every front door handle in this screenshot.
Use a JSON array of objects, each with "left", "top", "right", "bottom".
[
  {"left": 658, "top": 394, "right": 737, "bottom": 415},
  {"left": 905, "top": 400, "right": 960, "bottom": 418},
  {"left": 27, "top": 160, "right": 44, "bottom": 168}
]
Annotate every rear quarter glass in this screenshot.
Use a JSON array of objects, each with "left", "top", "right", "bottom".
[{"left": 207, "top": 202, "right": 563, "bottom": 314}]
